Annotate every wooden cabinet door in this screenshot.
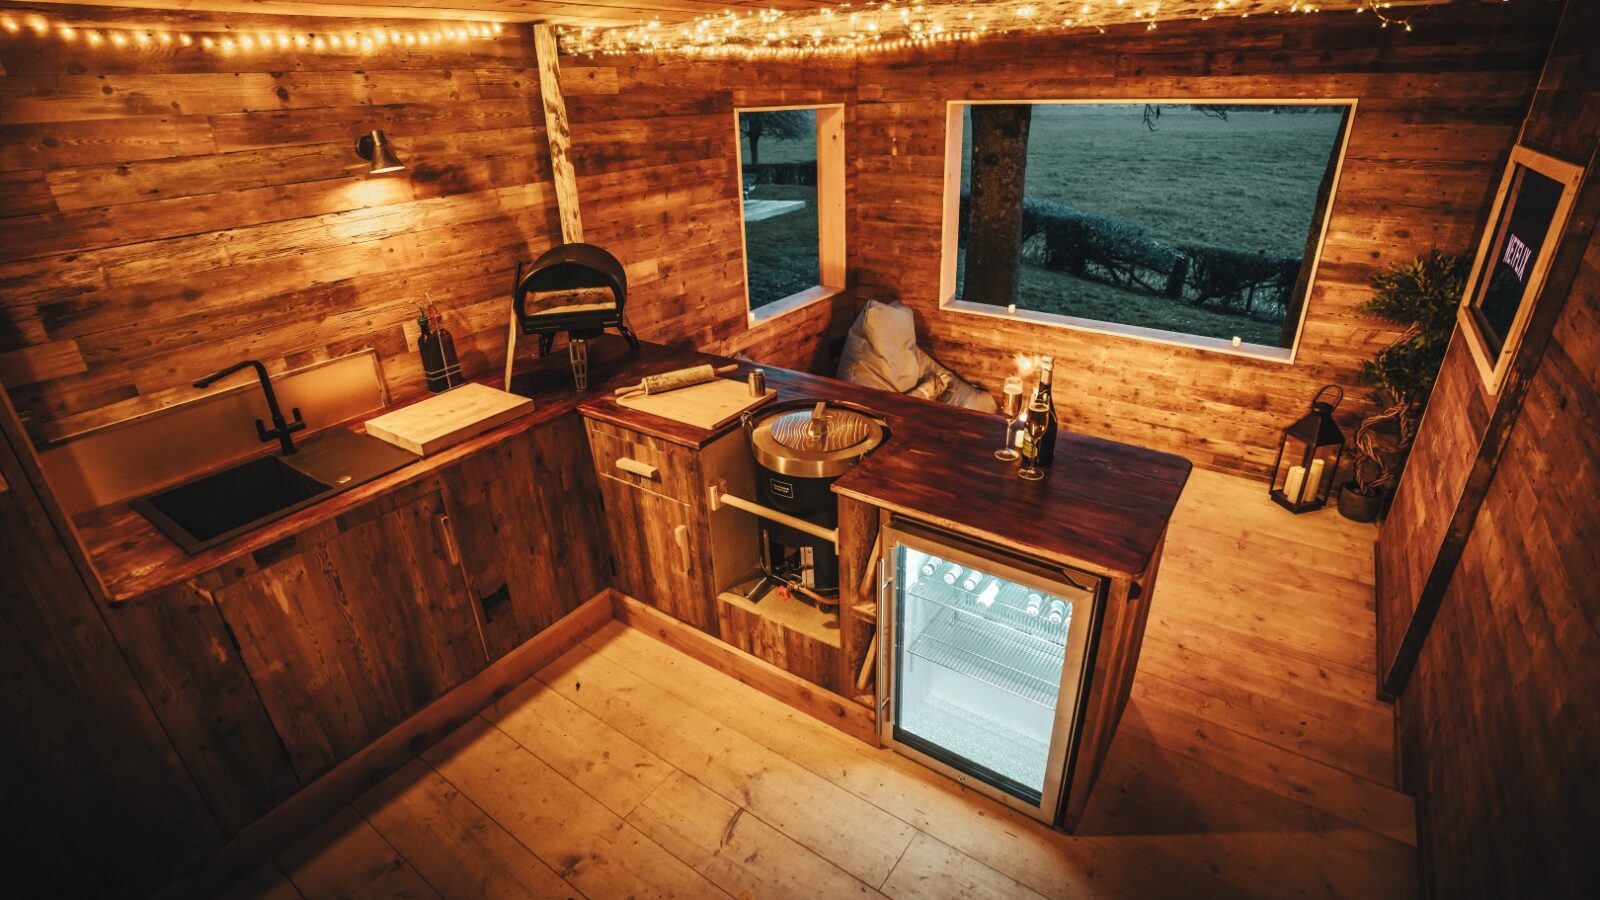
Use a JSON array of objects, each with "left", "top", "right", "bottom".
[
  {"left": 214, "top": 483, "right": 486, "bottom": 781},
  {"left": 442, "top": 416, "right": 610, "bottom": 659},
  {"left": 597, "top": 473, "right": 716, "bottom": 632},
  {"left": 104, "top": 579, "right": 302, "bottom": 835}
]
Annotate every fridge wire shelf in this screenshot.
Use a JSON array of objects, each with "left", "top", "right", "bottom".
[
  {"left": 907, "top": 608, "right": 1066, "bottom": 707},
  {"left": 906, "top": 578, "right": 1071, "bottom": 645}
]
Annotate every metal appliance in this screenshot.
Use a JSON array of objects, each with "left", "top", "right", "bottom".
[
  {"left": 744, "top": 400, "right": 885, "bottom": 597},
  {"left": 878, "top": 519, "right": 1105, "bottom": 824},
  {"left": 506, "top": 242, "right": 639, "bottom": 389}
]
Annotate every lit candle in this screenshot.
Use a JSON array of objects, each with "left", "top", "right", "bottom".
[
  {"left": 1305, "top": 458, "right": 1326, "bottom": 503},
  {"left": 1283, "top": 465, "right": 1307, "bottom": 505}
]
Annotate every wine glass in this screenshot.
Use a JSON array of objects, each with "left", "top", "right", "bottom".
[
  {"left": 1018, "top": 400, "right": 1049, "bottom": 481},
  {"left": 995, "top": 376, "right": 1024, "bottom": 461}
]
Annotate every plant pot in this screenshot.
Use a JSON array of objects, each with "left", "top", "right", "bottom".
[{"left": 1337, "top": 481, "right": 1384, "bottom": 523}]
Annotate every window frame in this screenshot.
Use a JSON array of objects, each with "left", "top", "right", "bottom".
[
  {"left": 938, "top": 97, "right": 1358, "bottom": 364},
  {"left": 733, "top": 103, "right": 847, "bottom": 325},
  {"left": 1456, "top": 144, "right": 1583, "bottom": 394}
]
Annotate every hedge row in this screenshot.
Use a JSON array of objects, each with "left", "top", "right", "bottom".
[{"left": 963, "top": 193, "right": 1301, "bottom": 321}]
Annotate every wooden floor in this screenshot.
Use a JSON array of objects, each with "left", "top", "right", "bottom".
[{"left": 224, "top": 469, "right": 1415, "bottom": 900}]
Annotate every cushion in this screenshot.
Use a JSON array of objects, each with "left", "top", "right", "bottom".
[
  {"left": 837, "top": 300, "right": 922, "bottom": 393},
  {"left": 837, "top": 301, "right": 999, "bottom": 414}
]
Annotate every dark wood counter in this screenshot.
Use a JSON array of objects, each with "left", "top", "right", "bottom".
[
  {"left": 578, "top": 340, "right": 1191, "bottom": 580},
  {"left": 77, "top": 337, "right": 1188, "bottom": 602}
]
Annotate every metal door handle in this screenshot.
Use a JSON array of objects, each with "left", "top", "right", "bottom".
[
  {"left": 615, "top": 456, "right": 659, "bottom": 480},
  {"left": 435, "top": 513, "right": 461, "bottom": 566}
]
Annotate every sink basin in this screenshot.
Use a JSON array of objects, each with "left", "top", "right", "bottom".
[{"left": 131, "top": 428, "right": 417, "bottom": 554}]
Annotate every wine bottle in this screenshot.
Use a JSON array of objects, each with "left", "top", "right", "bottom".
[
  {"left": 919, "top": 556, "right": 942, "bottom": 577},
  {"left": 426, "top": 299, "right": 463, "bottom": 389},
  {"left": 417, "top": 308, "right": 449, "bottom": 393},
  {"left": 1046, "top": 599, "right": 1068, "bottom": 625},
  {"left": 1034, "top": 356, "right": 1059, "bottom": 466},
  {"left": 942, "top": 564, "right": 965, "bottom": 585},
  {"left": 960, "top": 569, "right": 982, "bottom": 592},
  {"left": 1025, "top": 592, "right": 1043, "bottom": 617}
]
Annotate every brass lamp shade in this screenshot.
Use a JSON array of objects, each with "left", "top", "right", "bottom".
[{"left": 355, "top": 130, "right": 405, "bottom": 174}]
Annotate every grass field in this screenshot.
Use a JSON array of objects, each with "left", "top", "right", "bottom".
[{"left": 958, "top": 104, "right": 1348, "bottom": 345}]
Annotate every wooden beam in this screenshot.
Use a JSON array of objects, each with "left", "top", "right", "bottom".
[
  {"left": 534, "top": 23, "right": 583, "bottom": 244},
  {"left": 1381, "top": 143, "right": 1600, "bottom": 697}
]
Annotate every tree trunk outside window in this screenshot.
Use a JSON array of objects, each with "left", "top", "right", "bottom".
[{"left": 962, "top": 105, "right": 1032, "bottom": 306}]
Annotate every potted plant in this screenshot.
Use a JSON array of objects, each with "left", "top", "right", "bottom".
[{"left": 1337, "top": 249, "right": 1469, "bottom": 522}]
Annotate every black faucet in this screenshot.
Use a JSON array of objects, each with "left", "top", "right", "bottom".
[{"left": 193, "top": 360, "right": 306, "bottom": 455}]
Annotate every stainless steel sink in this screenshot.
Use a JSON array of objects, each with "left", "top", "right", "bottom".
[{"left": 130, "top": 428, "right": 417, "bottom": 554}]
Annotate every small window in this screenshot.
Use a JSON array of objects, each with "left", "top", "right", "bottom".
[
  {"left": 1458, "top": 144, "right": 1583, "bottom": 393},
  {"left": 736, "top": 105, "right": 845, "bottom": 322},
  {"left": 940, "top": 101, "right": 1355, "bottom": 360}
]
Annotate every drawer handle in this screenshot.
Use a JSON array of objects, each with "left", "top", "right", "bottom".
[
  {"left": 615, "top": 457, "right": 659, "bottom": 480},
  {"left": 673, "top": 524, "right": 690, "bottom": 570}
]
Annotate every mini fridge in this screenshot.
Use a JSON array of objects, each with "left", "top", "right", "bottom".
[{"left": 878, "top": 519, "right": 1104, "bottom": 823}]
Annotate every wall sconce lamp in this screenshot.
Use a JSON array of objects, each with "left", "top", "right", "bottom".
[{"left": 356, "top": 130, "right": 405, "bottom": 174}]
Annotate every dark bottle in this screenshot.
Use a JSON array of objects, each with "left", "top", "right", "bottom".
[
  {"left": 1032, "top": 355, "right": 1059, "bottom": 466},
  {"left": 418, "top": 308, "right": 450, "bottom": 393},
  {"left": 427, "top": 301, "right": 463, "bottom": 389}
]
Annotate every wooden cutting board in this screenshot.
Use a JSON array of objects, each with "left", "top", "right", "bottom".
[
  {"left": 365, "top": 383, "right": 534, "bottom": 455},
  {"left": 617, "top": 377, "right": 775, "bottom": 430}
]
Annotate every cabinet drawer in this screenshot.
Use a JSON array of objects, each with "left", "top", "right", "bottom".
[{"left": 585, "top": 419, "right": 700, "bottom": 503}]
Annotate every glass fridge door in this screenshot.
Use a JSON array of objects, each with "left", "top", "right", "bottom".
[{"left": 880, "top": 520, "right": 1102, "bottom": 823}]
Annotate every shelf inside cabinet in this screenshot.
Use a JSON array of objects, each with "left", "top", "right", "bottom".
[{"left": 907, "top": 608, "right": 1065, "bottom": 707}]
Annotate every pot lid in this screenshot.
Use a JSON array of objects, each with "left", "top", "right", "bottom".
[{"left": 749, "top": 401, "right": 886, "bottom": 479}]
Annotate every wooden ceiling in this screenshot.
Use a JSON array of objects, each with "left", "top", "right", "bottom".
[{"left": 35, "top": 1, "right": 849, "bottom": 27}]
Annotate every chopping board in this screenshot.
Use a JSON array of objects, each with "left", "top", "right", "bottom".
[
  {"left": 617, "top": 377, "right": 775, "bottom": 430},
  {"left": 365, "top": 383, "right": 534, "bottom": 456}
]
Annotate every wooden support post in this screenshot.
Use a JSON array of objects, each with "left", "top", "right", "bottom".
[{"left": 533, "top": 24, "right": 582, "bottom": 245}]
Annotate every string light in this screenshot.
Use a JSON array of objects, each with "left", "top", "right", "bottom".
[
  {"left": 0, "top": 12, "right": 510, "bottom": 55},
  {"left": 1359, "top": 0, "right": 1414, "bottom": 31},
  {"left": 560, "top": 0, "right": 1436, "bottom": 58}
]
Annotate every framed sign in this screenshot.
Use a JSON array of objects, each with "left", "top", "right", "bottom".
[{"left": 1459, "top": 145, "right": 1583, "bottom": 393}]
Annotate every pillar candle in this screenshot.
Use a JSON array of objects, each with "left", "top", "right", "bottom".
[
  {"left": 1304, "top": 458, "right": 1326, "bottom": 502},
  {"left": 1283, "top": 465, "right": 1307, "bottom": 504}
]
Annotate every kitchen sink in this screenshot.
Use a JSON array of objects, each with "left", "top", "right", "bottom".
[{"left": 130, "top": 428, "right": 417, "bottom": 555}]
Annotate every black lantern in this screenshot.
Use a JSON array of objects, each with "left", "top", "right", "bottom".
[{"left": 1270, "top": 385, "right": 1345, "bottom": 513}]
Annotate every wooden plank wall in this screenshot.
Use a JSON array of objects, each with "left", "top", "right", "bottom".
[
  {"left": 1374, "top": 331, "right": 1491, "bottom": 679},
  {"left": 566, "top": 53, "right": 862, "bottom": 374},
  {"left": 0, "top": 2, "right": 562, "bottom": 443},
  {"left": 1393, "top": 0, "right": 1600, "bottom": 894},
  {"left": 846, "top": 2, "right": 1557, "bottom": 478}
]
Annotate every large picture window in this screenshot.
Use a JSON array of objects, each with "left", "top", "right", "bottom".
[
  {"left": 941, "top": 100, "right": 1355, "bottom": 359},
  {"left": 736, "top": 105, "right": 845, "bottom": 321}
]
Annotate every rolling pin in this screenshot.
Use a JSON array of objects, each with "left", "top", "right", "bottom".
[{"left": 615, "top": 364, "right": 737, "bottom": 399}]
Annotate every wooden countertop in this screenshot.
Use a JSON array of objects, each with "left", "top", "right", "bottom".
[
  {"left": 77, "top": 337, "right": 1188, "bottom": 603},
  {"left": 577, "top": 339, "right": 1191, "bottom": 580}
]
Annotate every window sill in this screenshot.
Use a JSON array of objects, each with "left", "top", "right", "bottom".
[
  {"left": 748, "top": 284, "right": 843, "bottom": 326},
  {"left": 941, "top": 298, "right": 1296, "bottom": 364}
]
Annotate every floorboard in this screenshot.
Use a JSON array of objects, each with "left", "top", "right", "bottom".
[{"left": 225, "top": 468, "right": 1412, "bottom": 899}]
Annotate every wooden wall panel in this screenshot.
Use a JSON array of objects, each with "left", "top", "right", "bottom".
[
  {"left": 1400, "top": 193, "right": 1600, "bottom": 900},
  {"left": 846, "top": 3, "right": 1556, "bottom": 478},
  {"left": 1375, "top": 331, "right": 1490, "bottom": 681},
  {"left": 567, "top": 54, "right": 863, "bottom": 372},
  {"left": 1394, "top": 1, "right": 1600, "bottom": 895},
  {"left": 0, "top": 3, "right": 561, "bottom": 443}
]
